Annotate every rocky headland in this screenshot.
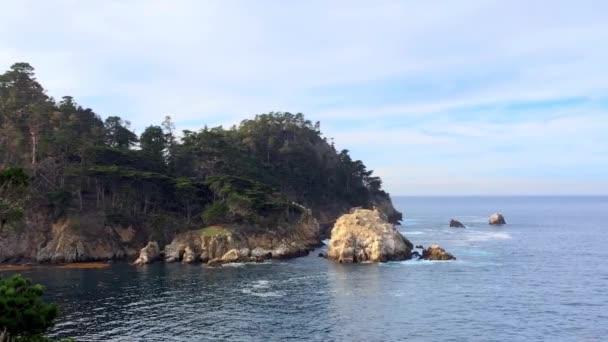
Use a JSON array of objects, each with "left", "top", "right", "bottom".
[{"left": 135, "top": 206, "right": 320, "bottom": 266}]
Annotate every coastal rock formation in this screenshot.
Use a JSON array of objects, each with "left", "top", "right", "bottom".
[
  {"left": 0, "top": 212, "right": 144, "bottom": 263},
  {"left": 489, "top": 213, "right": 506, "bottom": 225},
  {"left": 327, "top": 208, "right": 412, "bottom": 263},
  {"left": 133, "top": 241, "right": 161, "bottom": 265},
  {"left": 153, "top": 207, "right": 320, "bottom": 266},
  {"left": 421, "top": 245, "right": 456, "bottom": 260},
  {"left": 449, "top": 219, "right": 465, "bottom": 228}
]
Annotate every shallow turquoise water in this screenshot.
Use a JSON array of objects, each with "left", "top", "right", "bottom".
[{"left": 3, "top": 196, "right": 608, "bottom": 341}]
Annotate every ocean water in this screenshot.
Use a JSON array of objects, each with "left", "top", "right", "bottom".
[{"left": 2, "top": 196, "right": 608, "bottom": 341}]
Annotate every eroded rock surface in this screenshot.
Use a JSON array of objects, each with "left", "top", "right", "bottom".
[
  {"left": 489, "top": 213, "right": 506, "bottom": 225},
  {"left": 133, "top": 241, "right": 161, "bottom": 265},
  {"left": 327, "top": 208, "right": 412, "bottom": 263},
  {"left": 421, "top": 244, "right": 456, "bottom": 261}
]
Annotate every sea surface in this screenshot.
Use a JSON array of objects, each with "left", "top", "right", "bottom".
[{"left": 3, "top": 196, "right": 608, "bottom": 341}]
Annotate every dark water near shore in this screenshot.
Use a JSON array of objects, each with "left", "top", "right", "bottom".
[{"left": 3, "top": 196, "right": 608, "bottom": 341}]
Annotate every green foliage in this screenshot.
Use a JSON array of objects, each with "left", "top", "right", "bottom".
[
  {"left": 201, "top": 201, "right": 228, "bottom": 225},
  {"left": 197, "top": 226, "right": 229, "bottom": 237},
  {"left": 0, "top": 275, "right": 58, "bottom": 339},
  {"left": 0, "top": 63, "right": 399, "bottom": 237},
  {"left": 103, "top": 116, "right": 138, "bottom": 149},
  {"left": 139, "top": 125, "right": 167, "bottom": 170},
  {"left": 0, "top": 167, "right": 29, "bottom": 231}
]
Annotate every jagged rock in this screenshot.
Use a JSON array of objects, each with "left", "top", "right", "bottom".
[
  {"left": 200, "top": 250, "right": 210, "bottom": 263},
  {"left": 449, "top": 219, "right": 465, "bottom": 228},
  {"left": 251, "top": 247, "right": 272, "bottom": 259},
  {"left": 421, "top": 244, "right": 456, "bottom": 260},
  {"left": 206, "top": 258, "right": 223, "bottom": 267},
  {"left": 271, "top": 243, "right": 309, "bottom": 259},
  {"left": 489, "top": 213, "right": 506, "bottom": 225},
  {"left": 182, "top": 246, "right": 197, "bottom": 263},
  {"left": 133, "top": 241, "right": 161, "bottom": 265},
  {"left": 221, "top": 249, "right": 242, "bottom": 263},
  {"left": 327, "top": 208, "right": 412, "bottom": 263},
  {"left": 415, "top": 245, "right": 424, "bottom": 249}
]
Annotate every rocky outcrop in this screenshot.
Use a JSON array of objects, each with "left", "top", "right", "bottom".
[
  {"left": 314, "top": 194, "right": 403, "bottom": 238},
  {"left": 133, "top": 241, "right": 160, "bottom": 265},
  {"left": 489, "top": 213, "right": 506, "bottom": 225},
  {"left": 327, "top": 208, "right": 412, "bottom": 263},
  {"left": 0, "top": 212, "right": 144, "bottom": 263},
  {"left": 150, "top": 207, "right": 320, "bottom": 266},
  {"left": 421, "top": 244, "right": 456, "bottom": 260},
  {"left": 449, "top": 219, "right": 465, "bottom": 228}
]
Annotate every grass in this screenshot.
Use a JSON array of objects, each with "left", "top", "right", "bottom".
[{"left": 197, "top": 226, "right": 230, "bottom": 237}]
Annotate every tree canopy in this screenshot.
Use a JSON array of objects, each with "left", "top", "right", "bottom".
[
  {"left": 0, "top": 62, "right": 398, "bottom": 237},
  {"left": 0, "top": 274, "right": 70, "bottom": 341}
]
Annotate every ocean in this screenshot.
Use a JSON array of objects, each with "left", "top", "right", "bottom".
[{"left": 2, "top": 196, "right": 607, "bottom": 341}]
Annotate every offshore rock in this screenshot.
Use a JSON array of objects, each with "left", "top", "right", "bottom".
[
  {"left": 327, "top": 208, "right": 412, "bottom": 263},
  {"left": 449, "top": 219, "right": 465, "bottom": 228},
  {"left": 421, "top": 244, "right": 456, "bottom": 260},
  {"left": 489, "top": 213, "right": 506, "bottom": 225}
]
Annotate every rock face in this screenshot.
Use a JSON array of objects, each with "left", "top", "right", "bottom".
[
  {"left": 152, "top": 207, "right": 320, "bottom": 266},
  {"left": 133, "top": 241, "right": 160, "bottom": 265},
  {"left": 489, "top": 213, "right": 506, "bottom": 225},
  {"left": 327, "top": 208, "right": 412, "bottom": 263},
  {"left": 421, "top": 245, "right": 456, "bottom": 260},
  {"left": 449, "top": 219, "right": 465, "bottom": 228},
  {"left": 0, "top": 212, "right": 144, "bottom": 263}
]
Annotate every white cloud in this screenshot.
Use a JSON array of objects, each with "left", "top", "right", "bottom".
[{"left": 1, "top": 0, "right": 607, "bottom": 194}]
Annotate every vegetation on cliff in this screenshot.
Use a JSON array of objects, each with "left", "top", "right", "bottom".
[
  {"left": 0, "top": 274, "right": 71, "bottom": 341},
  {"left": 0, "top": 62, "right": 399, "bottom": 241}
]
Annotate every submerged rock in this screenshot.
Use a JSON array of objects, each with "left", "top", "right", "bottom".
[
  {"left": 421, "top": 244, "right": 456, "bottom": 260},
  {"left": 327, "top": 208, "right": 412, "bottom": 263},
  {"left": 133, "top": 241, "right": 161, "bottom": 265},
  {"left": 489, "top": 213, "right": 506, "bottom": 225},
  {"left": 449, "top": 219, "right": 465, "bottom": 228}
]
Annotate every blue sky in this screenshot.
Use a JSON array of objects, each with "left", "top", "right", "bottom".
[{"left": 1, "top": 0, "right": 607, "bottom": 195}]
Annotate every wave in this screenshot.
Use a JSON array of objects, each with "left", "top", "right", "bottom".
[
  {"left": 241, "top": 288, "right": 285, "bottom": 298},
  {"left": 466, "top": 231, "right": 512, "bottom": 241},
  {"left": 241, "top": 279, "right": 285, "bottom": 297},
  {"left": 379, "top": 259, "right": 455, "bottom": 267},
  {"left": 400, "top": 230, "right": 425, "bottom": 235}
]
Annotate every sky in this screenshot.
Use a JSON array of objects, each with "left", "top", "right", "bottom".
[{"left": 1, "top": 0, "right": 607, "bottom": 195}]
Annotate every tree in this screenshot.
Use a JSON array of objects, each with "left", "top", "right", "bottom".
[
  {"left": 139, "top": 125, "right": 166, "bottom": 168},
  {"left": 103, "top": 116, "right": 137, "bottom": 148},
  {"left": 0, "top": 167, "right": 29, "bottom": 231},
  {"left": 0, "top": 275, "right": 58, "bottom": 340}
]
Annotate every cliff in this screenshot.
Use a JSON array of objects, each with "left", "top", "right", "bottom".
[{"left": 0, "top": 211, "right": 146, "bottom": 263}]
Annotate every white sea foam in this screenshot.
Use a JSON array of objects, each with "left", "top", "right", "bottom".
[
  {"left": 467, "top": 231, "right": 512, "bottom": 241},
  {"left": 252, "top": 280, "right": 270, "bottom": 289},
  {"left": 401, "top": 230, "right": 425, "bottom": 235},
  {"left": 379, "top": 259, "right": 454, "bottom": 267},
  {"left": 242, "top": 280, "right": 285, "bottom": 297}
]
